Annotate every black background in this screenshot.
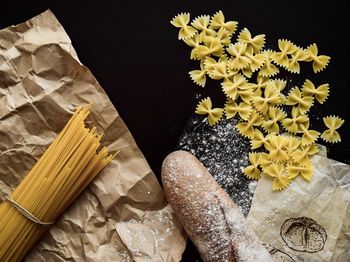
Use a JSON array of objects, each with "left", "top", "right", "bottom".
[{"left": 1, "top": 1, "right": 349, "bottom": 261}]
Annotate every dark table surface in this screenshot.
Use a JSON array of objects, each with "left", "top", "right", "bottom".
[{"left": 2, "top": 1, "right": 350, "bottom": 261}]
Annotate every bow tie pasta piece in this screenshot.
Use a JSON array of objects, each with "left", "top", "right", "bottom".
[
  {"left": 226, "top": 42, "right": 251, "bottom": 70},
  {"left": 189, "top": 62, "right": 206, "bottom": 87},
  {"left": 221, "top": 73, "right": 249, "bottom": 100},
  {"left": 196, "top": 37, "right": 223, "bottom": 59},
  {"left": 250, "top": 129, "right": 271, "bottom": 149},
  {"left": 191, "top": 15, "right": 216, "bottom": 42},
  {"left": 170, "top": 13, "right": 198, "bottom": 40},
  {"left": 297, "top": 121, "right": 320, "bottom": 146},
  {"left": 291, "top": 144, "right": 319, "bottom": 165},
  {"left": 209, "top": 10, "right": 238, "bottom": 34},
  {"left": 287, "top": 162, "right": 313, "bottom": 181},
  {"left": 216, "top": 28, "right": 232, "bottom": 46},
  {"left": 321, "top": 115, "right": 345, "bottom": 143},
  {"left": 243, "top": 153, "right": 262, "bottom": 179},
  {"left": 285, "top": 136, "right": 301, "bottom": 156},
  {"left": 285, "top": 87, "right": 314, "bottom": 114},
  {"left": 265, "top": 135, "right": 289, "bottom": 162},
  {"left": 263, "top": 163, "right": 291, "bottom": 191},
  {"left": 238, "top": 28, "right": 266, "bottom": 53},
  {"left": 236, "top": 110, "right": 263, "bottom": 138},
  {"left": 258, "top": 51, "right": 280, "bottom": 77},
  {"left": 282, "top": 106, "right": 309, "bottom": 134},
  {"left": 305, "top": 43, "right": 331, "bottom": 73},
  {"left": 252, "top": 84, "right": 281, "bottom": 114},
  {"left": 183, "top": 34, "right": 202, "bottom": 60},
  {"left": 262, "top": 107, "right": 287, "bottom": 133},
  {"left": 270, "top": 39, "right": 299, "bottom": 68},
  {"left": 195, "top": 97, "right": 224, "bottom": 125},
  {"left": 257, "top": 152, "right": 274, "bottom": 171},
  {"left": 208, "top": 61, "right": 232, "bottom": 81},
  {"left": 244, "top": 46, "right": 266, "bottom": 72},
  {"left": 286, "top": 48, "right": 309, "bottom": 74},
  {"left": 225, "top": 100, "right": 252, "bottom": 120},
  {"left": 302, "top": 79, "right": 330, "bottom": 104}
]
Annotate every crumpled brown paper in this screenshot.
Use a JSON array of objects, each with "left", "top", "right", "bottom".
[
  {"left": 0, "top": 10, "right": 186, "bottom": 261},
  {"left": 247, "top": 153, "right": 350, "bottom": 262}
]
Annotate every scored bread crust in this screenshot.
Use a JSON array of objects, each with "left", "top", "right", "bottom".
[{"left": 161, "top": 150, "right": 272, "bottom": 262}]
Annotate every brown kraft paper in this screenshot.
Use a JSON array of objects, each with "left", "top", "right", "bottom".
[{"left": 0, "top": 10, "right": 186, "bottom": 262}]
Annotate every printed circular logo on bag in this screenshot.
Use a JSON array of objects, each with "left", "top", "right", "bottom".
[{"left": 280, "top": 217, "right": 327, "bottom": 253}]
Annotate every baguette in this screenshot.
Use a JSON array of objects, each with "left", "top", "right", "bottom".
[{"left": 161, "top": 150, "right": 272, "bottom": 262}]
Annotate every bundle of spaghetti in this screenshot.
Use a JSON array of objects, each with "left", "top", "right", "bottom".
[{"left": 0, "top": 103, "right": 114, "bottom": 262}]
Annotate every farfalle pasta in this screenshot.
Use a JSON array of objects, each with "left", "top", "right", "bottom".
[
  {"left": 195, "top": 97, "right": 224, "bottom": 126},
  {"left": 321, "top": 116, "right": 345, "bottom": 143},
  {"left": 171, "top": 10, "right": 344, "bottom": 191},
  {"left": 302, "top": 79, "right": 329, "bottom": 104},
  {"left": 171, "top": 13, "right": 197, "bottom": 40},
  {"left": 270, "top": 39, "right": 298, "bottom": 68},
  {"left": 226, "top": 43, "right": 251, "bottom": 70},
  {"left": 305, "top": 43, "right": 331, "bottom": 73},
  {"left": 189, "top": 62, "right": 206, "bottom": 87},
  {"left": 238, "top": 28, "right": 265, "bottom": 53},
  {"left": 243, "top": 153, "right": 262, "bottom": 179},
  {"left": 263, "top": 163, "right": 290, "bottom": 191},
  {"left": 285, "top": 87, "right": 314, "bottom": 114},
  {"left": 225, "top": 100, "right": 251, "bottom": 120},
  {"left": 209, "top": 10, "right": 238, "bottom": 34},
  {"left": 258, "top": 51, "right": 280, "bottom": 77}
]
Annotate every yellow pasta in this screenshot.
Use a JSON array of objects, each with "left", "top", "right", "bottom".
[
  {"left": 0, "top": 104, "right": 113, "bottom": 261},
  {"left": 286, "top": 48, "right": 308, "bottom": 74},
  {"left": 262, "top": 107, "right": 286, "bottom": 133},
  {"left": 257, "top": 152, "right": 273, "bottom": 171},
  {"left": 258, "top": 51, "right": 280, "bottom": 77},
  {"left": 236, "top": 110, "right": 263, "bottom": 138},
  {"left": 305, "top": 43, "right": 331, "bottom": 73},
  {"left": 291, "top": 144, "right": 319, "bottom": 165},
  {"left": 195, "top": 97, "right": 224, "bottom": 126},
  {"left": 301, "top": 79, "right": 329, "bottom": 104},
  {"left": 189, "top": 62, "right": 206, "bottom": 87},
  {"left": 208, "top": 61, "right": 233, "bottom": 80},
  {"left": 226, "top": 42, "right": 251, "bottom": 69},
  {"left": 285, "top": 87, "right": 314, "bottom": 113},
  {"left": 216, "top": 28, "right": 232, "bottom": 46},
  {"left": 282, "top": 107, "right": 309, "bottom": 133},
  {"left": 285, "top": 136, "right": 301, "bottom": 156},
  {"left": 250, "top": 129, "right": 270, "bottom": 149},
  {"left": 171, "top": 13, "right": 198, "bottom": 40},
  {"left": 244, "top": 46, "right": 266, "bottom": 72},
  {"left": 252, "top": 84, "right": 281, "bottom": 114},
  {"left": 243, "top": 153, "right": 262, "bottom": 179},
  {"left": 270, "top": 39, "right": 298, "bottom": 68},
  {"left": 264, "top": 135, "right": 289, "bottom": 162},
  {"left": 196, "top": 37, "right": 223, "bottom": 59},
  {"left": 210, "top": 10, "right": 238, "bottom": 34},
  {"left": 225, "top": 100, "right": 252, "bottom": 120},
  {"left": 221, "top": 73, "right": 248, "bottom": 100},
  {"left": 191, "top": 15, "right": 216, "bottom": 42},
  {"left": 238, "top": 28, "right": 265, "bottom": 53},
  {"left": 287, "top": 162, "right": 313, "bottom": 181},
  {"left": 297, "top": 121, "right": 320, "bottom": 146},
  {"left": 263, "top": 163, "right": 290, "bottom": 191},
  {"left": 183, "top": 34, "right": 202, "bottom": 60},
  {"left": 171, "top": 10, "right": 343, "bottom": 191},
  {"left": 321, "top": 116, "right": 344, "bottom": 143}
]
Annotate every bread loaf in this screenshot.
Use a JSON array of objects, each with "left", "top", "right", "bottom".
[{"left": 161, "top": 150, "right": 272, "bottom": 262}]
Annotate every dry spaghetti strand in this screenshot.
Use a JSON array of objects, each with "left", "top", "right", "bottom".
[{"left": 0, "top": 104, "right": 113, "bottom": 262}]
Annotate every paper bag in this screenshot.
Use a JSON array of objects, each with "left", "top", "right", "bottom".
[
  {"left": 247, "top": 154, "right": 350, "bottom": 262},
  {"left": 0, "top": 10, "right": 185, "bottom": 261}
]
